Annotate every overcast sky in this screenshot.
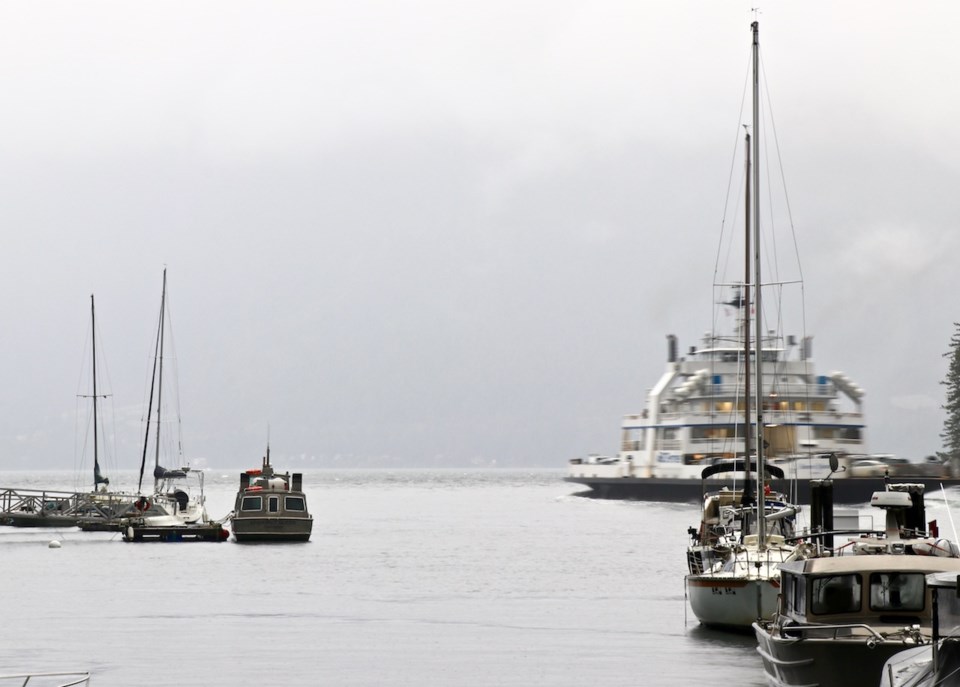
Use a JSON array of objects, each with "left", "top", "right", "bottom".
[{"left": 2, "top": 1, "right": 959, "bottom": 477}]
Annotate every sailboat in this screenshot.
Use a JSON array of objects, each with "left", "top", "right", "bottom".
[
  {"left": 128, "top": 269, "right": 210, "bottom": 529},
  {"left": 683, "top": 21, "right": 802, "bottom": 631},
  {"left": 88, "top": 294, "right": 111, "bottom": 494},
  {"left": 7, "top": 295, "right": 133, "bottom": 528}
]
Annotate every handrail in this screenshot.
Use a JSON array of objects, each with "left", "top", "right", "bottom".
[{"left": 778, "top": 621, "right": 891, "bottom": 641}]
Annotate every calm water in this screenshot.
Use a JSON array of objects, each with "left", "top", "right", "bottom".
[{"left": 0, "top": 469, "right": 780, "bottom": 686}]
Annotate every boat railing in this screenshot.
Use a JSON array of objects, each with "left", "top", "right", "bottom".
[
  {"left": 0, "top": 671, "right": 90, "bottom": 686},
  {"left": 0, "top": 487, "right": 134, "bottom": 519},
  {"left": 777, "top": 621, "right": 889, "bottom": 641},
  {"left": 647, "top": 408, "right": 865, "bottom": 422}
]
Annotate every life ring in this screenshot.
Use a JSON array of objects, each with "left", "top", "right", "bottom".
[{"left": 135, "top": 497, "right": 150, "bottom": 512}]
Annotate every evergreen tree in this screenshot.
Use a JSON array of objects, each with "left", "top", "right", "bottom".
[{"left": 941, "top": 323, "right": 960, "bottom": 476}]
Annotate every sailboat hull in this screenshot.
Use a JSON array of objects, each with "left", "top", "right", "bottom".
[{"left": 686, "top": 576, "right": 781, "bottom": 630}]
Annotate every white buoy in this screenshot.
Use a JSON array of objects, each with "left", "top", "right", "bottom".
[{"left": 48, "top": 540, "right": 61, "bottom": 549}]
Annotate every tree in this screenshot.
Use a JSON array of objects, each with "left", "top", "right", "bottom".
[{"left": 941, "top": 323, "right": 960, "bottom": 476}]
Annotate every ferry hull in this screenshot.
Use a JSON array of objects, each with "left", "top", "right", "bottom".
[{"left": 565, "top": 475, "right": 960, "bottom": 504}]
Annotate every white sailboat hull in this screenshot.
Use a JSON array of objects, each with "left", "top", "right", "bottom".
[{"left": 686, "top": 575, "right": 781, "bottom": 629}]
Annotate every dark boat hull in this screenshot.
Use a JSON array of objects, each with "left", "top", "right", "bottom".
[
  {"left": 2, "top": 513, "right": 80, "bottom": 528},
  {"left": 565, "top": 475, "right": 960, "bottom": 504},
  {"left": 231, "top": 517, "right": 313, "bottom": 543}
]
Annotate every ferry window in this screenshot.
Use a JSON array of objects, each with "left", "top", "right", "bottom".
[
  {"left": 869, "top": 573, "right": 924, "bottom": 612},
  {"left": 268, "top": 496, "right": 280, "bottom": 513},
  {"left": 811, "top": 575, "right": 861, "bottom": 614},
  {"left": 285, "top": 496, "right": 306, "bottom": 511},
  {"left": 241, "top": 496, "right": 262, "bottom": 512}
]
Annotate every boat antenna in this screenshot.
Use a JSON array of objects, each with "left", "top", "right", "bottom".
[
  {"left": 941, "top": 484, "right": 959, "bottom": 545},
  {"left": 264, "top": 425, "right": 271, "bottom": 470}
]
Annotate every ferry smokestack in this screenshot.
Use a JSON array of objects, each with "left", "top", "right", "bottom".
[{"left": 667, "top": 334, "right": 677, "bottom": 363}]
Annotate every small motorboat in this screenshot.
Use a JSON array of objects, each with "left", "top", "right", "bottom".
[{"left": 231, "top": 446, "right": 312, "bottom": 543}]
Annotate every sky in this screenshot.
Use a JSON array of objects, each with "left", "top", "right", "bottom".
[{"left": 2, "top": 1, "right": 960, "bottom": 476}]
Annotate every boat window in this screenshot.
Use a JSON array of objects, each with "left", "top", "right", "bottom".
[
  {"left": 782, "top": 574, "right": 794, "bottom": 612},
  {"left": 811, "top": 575, "right": 862, "bottom": 615},
  {"left": 792, "top": 574, "right": 805, "bottom": 615},
  {"left": 285, "top": 496, "right": 306, "bottom": 511},
  {"left": 869, "top": 573, "right": 924, "bottom": 612},
  {"left": 269, "top": 496, "right": 279, "bottom": 513},
  {"left": 936, "top": 585, "right": 960, "bottom": 637},
  {"left": 241, "top": 496, "right": 262, "bottom": 512}
]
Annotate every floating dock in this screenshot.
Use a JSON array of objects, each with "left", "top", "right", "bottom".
[{"left": 122, "top": 522, "right": 228, "bottom": 542}]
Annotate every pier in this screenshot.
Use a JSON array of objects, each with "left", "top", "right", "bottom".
[{"left": 0, "top": 487, "right": 135, "bottom": 527}]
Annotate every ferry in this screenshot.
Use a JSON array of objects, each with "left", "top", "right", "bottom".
[{"left": 566, "top": 314, "right": 953, "bottom": 503}]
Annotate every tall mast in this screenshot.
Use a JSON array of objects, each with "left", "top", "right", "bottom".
[
  {"left": 743, "top": 131, "right": 753, "bottom": 475},
  {"left": 154, "top": 268, "right": 167, "bottom": 490},
  {"left": 90, "top": 295, "right": 105, "bottom": 491},
  {"left": 751, "top": 20, "right": 766, "bottom": 550},
  {"left": 137, "top": 269, "right": 166, "bottom": 494}
]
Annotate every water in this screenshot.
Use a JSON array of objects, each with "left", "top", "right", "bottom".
[{"left": 0, "top": 469, "right": 770, "bottom": 686}]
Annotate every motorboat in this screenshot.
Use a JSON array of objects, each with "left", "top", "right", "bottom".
[
  {"left": 231, "top": 446, "right": 312, "bottom": 542},
  {"left": 880, "top": 571, "right": 960, "bottom": 687},
  {"left": 753, "top": 482, "right": 960, "bottom": 687},
  {"left": 685, "top": 461, "right": 800, "bottom": 630},
  {"left": 0, "top": 671, "right": 90, "bottom": 686}
]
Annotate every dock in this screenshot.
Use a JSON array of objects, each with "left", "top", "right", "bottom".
[
  {"left": 122, "top": 521, "right": 228, "bottom": 542},
  {"left": 0, "top": 487, "right": 135, "bottom": 528}
]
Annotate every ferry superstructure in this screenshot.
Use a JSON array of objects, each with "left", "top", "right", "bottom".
[{"left": 566, "top": 300, "right": 874, "bottom": 499}]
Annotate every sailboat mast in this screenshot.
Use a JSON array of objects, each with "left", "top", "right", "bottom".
[
  {"left": 751, "top": 20, "right": 766, "bottom": 549},
  {"left": 91, "top": 295, "right": 101, "bottom": 491},
  {"left": 743, "top": 132, "right": 753, "bottom": 471},
  {"left": 137, "top": 270, "right": 165, "bottom": 494},
  {"left": 154, "top": 268, "right": 167, "bottom": 490}
]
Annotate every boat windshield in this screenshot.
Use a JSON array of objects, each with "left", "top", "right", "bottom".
[
  {"left": 811, "top": 575, "right": 862, "bottom": 615},
  {"left": 869, "top": 572, "right": 924, "bottom": 612},
  {"left": 937, "top": 583, "right": 960, "bottom": 638}
]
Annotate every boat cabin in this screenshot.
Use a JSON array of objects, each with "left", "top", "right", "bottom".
[{"left": 777, "top": 556, "right": 960, "bottom": 632}]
